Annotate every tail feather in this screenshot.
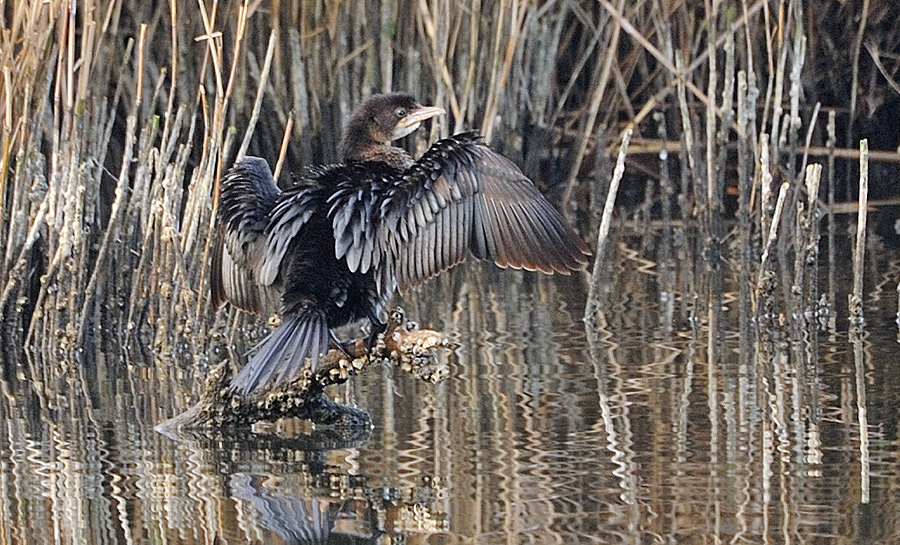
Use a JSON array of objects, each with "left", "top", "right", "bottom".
[{"left": 229, "top": 310, "right": 330, "bottom": 395}]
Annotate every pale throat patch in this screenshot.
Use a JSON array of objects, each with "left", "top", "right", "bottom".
[{"left": 390, "top": 121, "right": 421, "bottom": 141}]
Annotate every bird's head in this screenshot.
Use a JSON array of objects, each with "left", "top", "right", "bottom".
[{"left": 340, "top": 93, "right": 445, "bottom": 162}]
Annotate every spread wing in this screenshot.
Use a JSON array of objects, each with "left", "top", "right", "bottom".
[
  {"left": 211, "top": 157, "right": 283, "bottom": 314},
  {"left": 258, "top": 175, "right": 330, "bottom": 287},
  {"left": 330, "top": 132, "right": 591, "bottom": 292}
]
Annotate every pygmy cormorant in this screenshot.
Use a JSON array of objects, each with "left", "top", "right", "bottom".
[{"left": 212, "top": 92, "right": 591, "bottom": 395}]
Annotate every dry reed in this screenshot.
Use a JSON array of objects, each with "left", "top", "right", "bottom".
[
  {"left": 850, "top": 139, "right": 870, "bottom": 323},
  {"left": 584, "top": 124, "right": 633, "bottom": 321}
]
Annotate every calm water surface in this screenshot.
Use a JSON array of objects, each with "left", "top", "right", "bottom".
[{"left": 2, "top": 233, "right": 899, "bottom": 544}]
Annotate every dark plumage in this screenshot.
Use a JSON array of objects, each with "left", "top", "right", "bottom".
[{"left": 211, "top": 92, "right": 591, "bottom": 395}]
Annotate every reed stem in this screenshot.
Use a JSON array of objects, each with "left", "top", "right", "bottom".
[
  {"left": 849, "top": 139, "right": 868, "bottom": 323},
  {"left": 584, "top": 125, "right": 633, "bottom": 321}
]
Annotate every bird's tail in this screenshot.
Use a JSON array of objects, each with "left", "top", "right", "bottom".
[{"left": 229, "top": 309, "right": 330, "bottom": 395}]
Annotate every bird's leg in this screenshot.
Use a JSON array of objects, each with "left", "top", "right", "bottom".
[
  {"left": 366, "top": 311, "right": 387, "bottom": 354},
  {"left": 329, "top": 330, "right": 355, "bottom": 360}
]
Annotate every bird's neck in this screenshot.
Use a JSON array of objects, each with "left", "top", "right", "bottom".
[{"left": 340, "top": 138, "right": 413, "bottom": 169}]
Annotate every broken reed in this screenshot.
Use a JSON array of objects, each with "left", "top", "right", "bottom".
[
  {"left": 584, "top": 124, "right": 632, "bottom": 322},
  {"left": 850, "top": 139, "right": 869, "bottom": 324}
]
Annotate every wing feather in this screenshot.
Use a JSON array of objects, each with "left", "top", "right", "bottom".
[
  {"left": 324, "top": 132, "right": 590, "bottom": 293},
  {"left": 365, "top": 133, "right": 590, "bottom": 291},
  {"left": 261, "top": 184, "right": 323, "bottom": 286},
  {"left": 328, "top": 162, "right": 401, "bottom": 276},
  {"left": 213, "top": 157, "right": 283, "bottom": 314}
]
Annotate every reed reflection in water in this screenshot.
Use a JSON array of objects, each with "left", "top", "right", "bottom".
[{"left": 2, "top": 232, "right": 900, "bottom": 543}]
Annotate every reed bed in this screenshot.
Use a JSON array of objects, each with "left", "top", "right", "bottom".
[{"left": 0, "top": 0, "right": 897, "bottom": 403}]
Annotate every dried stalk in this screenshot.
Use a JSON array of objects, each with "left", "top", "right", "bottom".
[
  {"left": 848, "top": 0, "right": 871, "bottom": 149},
  {"left": 792, "top": 163, "right": 822, "bottom": 310},
  {"left": 704, "top": 0, "right": 720, "bottom": 252},
  {"left": 753, "top": 181, "right": 790, "bottom": 313},
  {"left": 584, "top": 124, "right": 633, "bottom": 320},
  {"left": 849, "top": 139, "right": 868, "bottom": 323},
  {"left": 236, "top": 30, "right": 277, "bottom": 162},
  {"left": 561, "top": 0, "right": 624, "bottom": 215}
]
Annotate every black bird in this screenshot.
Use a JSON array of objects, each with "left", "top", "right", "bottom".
[{"left": 212, "top": 92, "right": 591, "bottom": 395}]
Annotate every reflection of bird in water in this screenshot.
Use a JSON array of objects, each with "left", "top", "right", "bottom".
[
  {"left": 229, "top": 474, "right": 349, "bottom": 544},
  {"left": 212, "top": 93, "right": 591, "bottom": 395}
]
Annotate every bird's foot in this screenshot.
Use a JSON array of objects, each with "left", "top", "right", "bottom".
[
  {"left": 329, "top": 330, "right": 355, "bottom": 360},
  {"left": 366, "top": 315, "right": 388, "bottom": 354}
]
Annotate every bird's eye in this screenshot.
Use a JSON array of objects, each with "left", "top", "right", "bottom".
[{"left": 395, "top": 107, "right": 408, "bottom": 118}]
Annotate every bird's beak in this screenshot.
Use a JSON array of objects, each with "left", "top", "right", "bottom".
[
  {"left": 403, "top": 105, "right": 446, "bottom": 127},
  {"left": 391, "top": 105, "right": 446, "bottom": 140}
]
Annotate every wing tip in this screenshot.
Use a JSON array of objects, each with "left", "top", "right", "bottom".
[{"left": 491, "top": 224, "right": 591, "bottom": 275}]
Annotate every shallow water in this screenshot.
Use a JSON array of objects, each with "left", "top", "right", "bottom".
[{"left": 1, "top": 231, "right": 899, "bottom": 544}]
